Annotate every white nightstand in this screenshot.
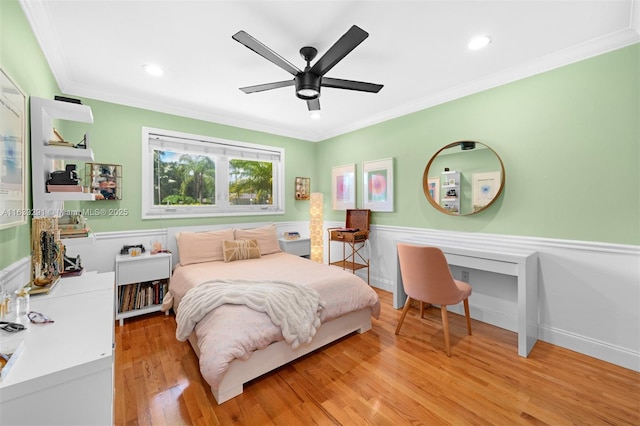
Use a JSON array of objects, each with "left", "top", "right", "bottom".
[
  {"left": 278, "top": 237, "right": 311, "bottom": 258},
  {"left": 114, "top": 252, "right": 171, "bottom": 325}
]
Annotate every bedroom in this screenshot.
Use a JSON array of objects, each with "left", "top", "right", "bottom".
[{"left": 0, "top": 0, "right": 639, "bottom": 424}]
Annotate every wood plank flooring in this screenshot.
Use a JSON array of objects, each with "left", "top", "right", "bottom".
[{"left": 114, "top": 289, "right": 640, "bottom": 425}]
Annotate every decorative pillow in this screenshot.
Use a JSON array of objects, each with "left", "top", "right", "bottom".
[
  {"left": 234, "top": 224, "right": 281, "bottom": 255},
  {"left": 223, "top": 239, "right": 261, "bottom": 262},
  {"left": 176, "top": 228, "right": 234, "bottom": 266}
]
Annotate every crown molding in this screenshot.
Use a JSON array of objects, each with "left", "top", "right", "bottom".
[{"left": 21, "top": 0, "right": 639, "bottom": 143}]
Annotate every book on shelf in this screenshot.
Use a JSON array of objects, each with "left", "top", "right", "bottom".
[
  {"left": 47, "top": 140, "right": 75, "bottom": 147},
  {"left": 119, "top": 280, "right": 168, "bottom": 313}
]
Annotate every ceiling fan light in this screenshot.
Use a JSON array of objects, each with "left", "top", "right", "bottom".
[
  {"left": 297, "top": 88, "right": 319, "bottom": 98},
  {"left": 309, "top": 111, "right": 322, "bottom": 120}
]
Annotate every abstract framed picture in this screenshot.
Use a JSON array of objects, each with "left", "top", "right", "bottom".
[
  {"left": 362, "top": 158, "right": 394, "bottom": 212},
  {"left": 426, "top": 176, "right": 440, "bottom": 204},
  {"left": 0, "top": 66, "right": 27, "bottom": 230},
  {"left": 472, "top": 171, "right": 501, "bottom": 212},
  {"left": 331, "top": 164, "right": 355, "bottom": 210}
]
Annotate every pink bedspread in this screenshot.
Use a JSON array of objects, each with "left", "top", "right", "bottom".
[{"left": 169, "top": 252, "right": 380, "bottom": 392}]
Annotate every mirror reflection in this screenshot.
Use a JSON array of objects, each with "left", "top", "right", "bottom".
[{"left": 423, "top": 141, "right": 505, "bottom": 215}]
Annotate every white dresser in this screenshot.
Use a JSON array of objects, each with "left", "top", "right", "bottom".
[{"left": 0, "top": 271, "right": 115, "bottom": 425}]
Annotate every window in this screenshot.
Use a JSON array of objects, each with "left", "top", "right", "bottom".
[{"left": 142, "top": 127, "right": 284, "bottom": 218}]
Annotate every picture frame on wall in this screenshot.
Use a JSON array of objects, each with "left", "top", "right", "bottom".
[
  {"left": 427, "top": 176, "right": 440, "bottom": 204},
  {"left": 294, "top": 177, "right": 310, "bottom": 200},
  {"left": 331, "top": 164, "right": 355, "bottom": 210},
  {"left": 0, "top": 66, "right": 27, "bottom": 230},
  {"left": 472, "top": 171, "right": 501, "bottom": 212},
  {"left": 362, "top": 158, "right": 394, "bottom": 212}
]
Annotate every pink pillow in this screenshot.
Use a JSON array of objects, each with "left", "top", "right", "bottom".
[
  {"left": 176, "top": 228, "right": 234, "bottom": 265},
  {"left": 234, "top": 224, "right": 281, "bottom": 255}
]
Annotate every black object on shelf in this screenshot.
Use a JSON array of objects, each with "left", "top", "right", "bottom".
[
  {"left": 120, "top": 244, "right": 146, "bottom": 255},
  {"left": 54, "top": 95, "right": 82, "bottom": 104},
  {"left": 47, "top": 164, "right": 79, "bottom": 185}
]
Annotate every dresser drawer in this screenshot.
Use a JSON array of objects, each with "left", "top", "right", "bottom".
[{"left": 116, "top": 254, "right": 171, "bottom": 285}]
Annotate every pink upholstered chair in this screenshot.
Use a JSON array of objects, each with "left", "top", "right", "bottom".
[{"left": 395, "top": 243, "right": 472, "bottom": 356}]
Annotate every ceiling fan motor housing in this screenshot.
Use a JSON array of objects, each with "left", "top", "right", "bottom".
[{"left": 295, "top": 72, "right": 321, "bottom": 99}]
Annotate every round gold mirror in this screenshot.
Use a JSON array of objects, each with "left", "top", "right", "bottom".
[{"left": 423, "top": 141, "right": 505, "bottom": 215}]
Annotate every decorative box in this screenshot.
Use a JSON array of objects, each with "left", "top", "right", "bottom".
[{"left": 329, "top": 209, "right": 371, "bottom": 243}]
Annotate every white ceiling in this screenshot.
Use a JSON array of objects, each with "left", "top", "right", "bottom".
[{"left": 21, "top": 0, "right": 639, "bottom": 142}]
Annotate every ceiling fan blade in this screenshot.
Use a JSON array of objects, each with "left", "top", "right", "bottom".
[
  {"left": 310, "top": 25, "right": 369, "bottom": 76},
  {"left": 232, "top": 31, "right": 301, "bottom": 76},
  {"left": 321, "top": 77, "right": 383, "bottom": 93},
  {"left": 307, "top": 98, "right": 320, "bottom": 111},
  {"left": 239, "top": 80, "right": 294, "bottom": 94}
]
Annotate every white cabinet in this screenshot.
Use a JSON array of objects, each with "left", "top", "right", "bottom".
[
  {"left": 278, "top": 237, "right": 311, "bottom": 258},
  {"left": 0, "top": 272, "right": 115, "bottom": 426},
  {"left": 115, "top": 252, "right": 171, "bottom": 325},
  {"left": 441, "top": 170, "right": 461, "bottom": 214},
  {"left": 30, "top": 96, "right": 95, "bottom": 216}
]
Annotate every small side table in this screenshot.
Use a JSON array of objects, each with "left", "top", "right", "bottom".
[
  {"left": 278, "top": 237, "right": 311, "bottom": 258},
  {"left": 114, "top": 252, "right": 171, "bottom": 325}
]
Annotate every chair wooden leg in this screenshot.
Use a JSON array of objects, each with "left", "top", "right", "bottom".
[
  {"left": 395, "top": 297, "right": 413, "bottom": 335},
  {"left": 440, "top": 305, "right": 451, "bottom": 357},
  {"left": 463, "top": 298, "right": 472, "bottom": 335}
]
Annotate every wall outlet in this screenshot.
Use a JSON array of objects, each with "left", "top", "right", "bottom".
[{"left": 461, "top": 270, "right": 470, "bottom": 283}]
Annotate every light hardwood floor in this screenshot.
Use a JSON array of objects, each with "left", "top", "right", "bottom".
[{"left": 114, "top": 288, "right": 639, "bottom": 425}]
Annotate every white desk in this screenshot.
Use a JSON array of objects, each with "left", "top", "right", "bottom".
[
  {"left": 395, "top": 239, "right": 538, "bottom": 357},
  {"left": 0, "top": 271, "right": 114, "bottom": 425}
]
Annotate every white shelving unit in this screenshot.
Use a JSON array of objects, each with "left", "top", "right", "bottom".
[
  {"left": 115, "top": 252, "right": 172, "bottom": 326},
  {"left": 30, "top": 97, "right": 95, "bottom": 216},
  {"left": 441, "top": 170, "right": 461, "bottom": 214}
]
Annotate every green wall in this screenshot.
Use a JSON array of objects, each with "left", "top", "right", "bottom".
[
  {"left": 63, "top": 99, "right": 317, "bottom": 232},
  {"left": 2, "top": 0, "right": 638, "bottom": 272},
  {"left": 0, "top": 0, "right": 60, "bottom": 269},
  {"left": 317, "top": 44, "right": 639, "bottom": 245}
]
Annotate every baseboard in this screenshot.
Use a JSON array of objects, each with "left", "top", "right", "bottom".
[{"left": 538, "top": 324, "right": 640, "bottom": 372}]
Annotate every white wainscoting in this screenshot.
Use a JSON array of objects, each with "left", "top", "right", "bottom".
[
  {"left": 5, "top": 221, "right": 638, "bottom": 372},
  {"left": 0, "top": 257, "right": 31, "bottom": 294}
]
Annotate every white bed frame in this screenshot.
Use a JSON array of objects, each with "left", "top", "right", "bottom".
[
  {"left": 189, "top": 308, "right": 372, "bottom": 404},
  {"left": 166, "top": 225, "right": 375, "bottom": 404}
]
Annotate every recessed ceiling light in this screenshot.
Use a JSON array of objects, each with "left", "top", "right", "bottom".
[
  {"left": 468, "top": 35, "right": 492, "bottom": 50},
  {"left": 142, "top": 64, "right": 164, "bottom": 76}
]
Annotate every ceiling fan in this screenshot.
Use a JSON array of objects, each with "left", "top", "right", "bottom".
[{"left": 232, "top": 25, "right": 383, "bottom": 112}]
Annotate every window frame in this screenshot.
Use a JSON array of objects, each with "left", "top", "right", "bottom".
[{"left": 141, "top": 127, "right": 285, "bottom": 219}]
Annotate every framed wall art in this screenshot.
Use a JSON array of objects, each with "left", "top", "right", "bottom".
[
  {"left": 426, "top": 176, "right": 440, "bottom": 203},
  {"left": 294, "top": 176, "right": 310, "bottom": 200},
  {"left": 472, "top": 171, "right": 501, "bottom": 212},
  {"left": 0, "top": 66, "right": 27, "bottom": 229},
  {"left": 363, "top": 158, "right": 394, "bottom": 212},
  {"left": 331, "top": 164, "right": 355, "bottom": 210}
]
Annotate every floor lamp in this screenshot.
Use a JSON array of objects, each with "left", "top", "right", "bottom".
[{"left": 309, "top": 193, "right": 323, "bottom": 263}]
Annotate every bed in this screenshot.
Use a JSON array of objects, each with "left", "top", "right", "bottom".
[{"left": 164, "top": 224, "right": 380, "bottom": 404}]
